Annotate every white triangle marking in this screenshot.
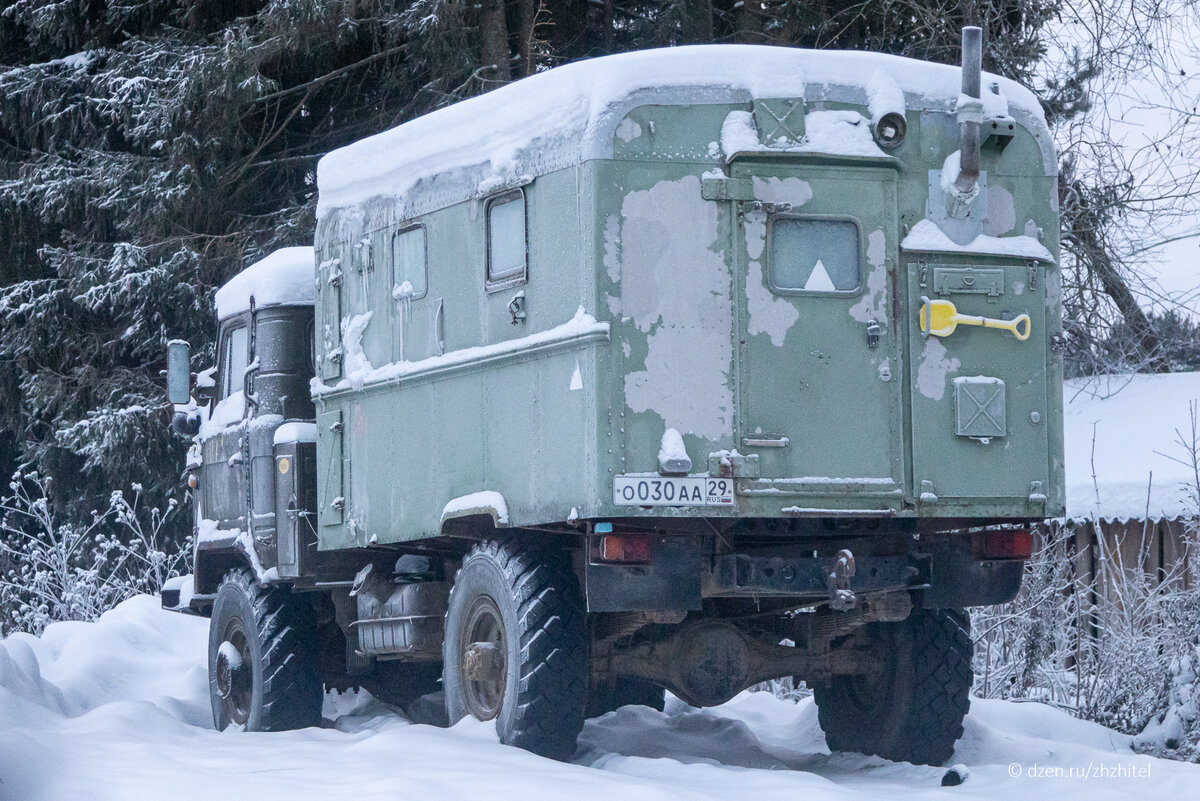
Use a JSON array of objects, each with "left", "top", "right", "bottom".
[
  {"left": 804, "top": 259, "right": 836, "bottom": 292},
  {"left": 569, "top": 360, "right": 583, "bottom": 391}
]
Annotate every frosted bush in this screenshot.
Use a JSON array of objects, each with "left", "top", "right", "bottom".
[{"left": 0, "top": 471, "right": 190, "bottom": 635}]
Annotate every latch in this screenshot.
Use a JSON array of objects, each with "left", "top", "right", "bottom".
[
  {"left": 707, "top": 451, "right": 760, "bottom": 479},
  {"left": 327, "top": 269, "right": 343, "bottom": 288},
  {"left": 508, "top": 291, "right": 526, "bottom": 325},
  {"left": 866, "top": 319, "right": 882, "bottom": 349},
  {"left": 700, "top": 176, "right": 754, "bottom": 202},
  {"left": 1028, "top": 261, "right": 1039, "bottom": 291},
  {"left": 329, "top": 419, "right": 344, "bottom": 434},
  {"left": 327, "top": 346, "right": 344, "bottom": 363},
  {"left": 354, "top": 237, "right": 373, "bottom": 272},
  {"left": 747, "top": 200, "right": 792, "bottom": 214}
]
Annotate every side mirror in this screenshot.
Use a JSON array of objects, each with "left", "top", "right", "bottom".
[{"left": 167, "top": 340, "right": 191, "bottom": 405}]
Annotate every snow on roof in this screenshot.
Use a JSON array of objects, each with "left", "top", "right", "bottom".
[
  {"left": 1065, "top": 372, "right": 1200, "bottom": 522},
  {"left": 316, "top": 45, "right": 1046, "bottom": 220},
  {"left": 214, "top": 247, "right": 315, "bottom": 320}
]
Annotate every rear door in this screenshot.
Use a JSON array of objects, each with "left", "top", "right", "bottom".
[
  {"left": 733, "top": 160, "right": 904, "bottom": 506},
  {"left": 905, "top": 253, "right": 1051, "bottom": 507}
]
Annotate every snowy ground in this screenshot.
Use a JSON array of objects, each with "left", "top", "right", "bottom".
[{"left": 0, "top": 597, "right": 1196, "bottom": 801}]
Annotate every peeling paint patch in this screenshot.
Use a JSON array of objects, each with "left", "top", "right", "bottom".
[
  {"left": 615, "top": 117, "right": 643, "bottom": 142},
  {"left": 752, "top": 176, "right": 813, "bottom": 207},
  {"left": 1012, "top": 280, "right": 1025, "bottom": 296},
  {"left": 916, "top": 337, "right": 960, "bottom": 400},
  {"left": 603, "top": 214, "right": 621, "bottom": 283},
  {"left": 746, "top": 257, "right": 799, "bottom": 346},
  {"left": 743, "top": 210, "right": 799, "bottom": 346},
  {"left": 878, "top": 357, "right": 892, "bottom": 382},
  {"left": 849, "top": 228, "right": 888, "bottom": 323},
  {"left": 984, "top": 185, "right": 1016, "bottom": 236},
  {"left": 621, "top": 176, "right": 733, "bottom": 440},
  {"left": 621, "top": 341, "right": 631, "bottom": 358},
  {"left": 1045, "top": 267, "right": 1061, "bottom": 309}
]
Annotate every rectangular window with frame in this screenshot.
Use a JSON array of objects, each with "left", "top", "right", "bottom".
[
  {"left": 392, "top": 225, "right": 427, "bottom": 300},
  {"left": 222, "top": 326, "right": 248, "bottom": 399},
  {"left": 486, "top": 189, "right": 527, "bottom": 287},
  {"left": 769, "top": 217, "right": 862, "bottom": 294}
]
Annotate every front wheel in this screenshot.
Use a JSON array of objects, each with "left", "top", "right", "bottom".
[
  {"left": 443, "top": 538, "right": 587, "bottom": 760},
  {"left": 813, "top": 608, "right": 972, "bottom": 765},
  {"left": 208, "top": 569, "right": 323, "bottom": 731}
]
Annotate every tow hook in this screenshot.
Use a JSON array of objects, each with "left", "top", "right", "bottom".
[{"left": 827, "top": 549, "right": 857, "bottom": 611}]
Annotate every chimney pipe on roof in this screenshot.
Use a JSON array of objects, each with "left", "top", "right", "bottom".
[{"left": 947, "top": 26, "right": 983, "bottom": 218}]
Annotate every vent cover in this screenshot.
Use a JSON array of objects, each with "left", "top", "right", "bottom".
[{"left": 954, "top": 376, "right": 1006, "bottom": 439}]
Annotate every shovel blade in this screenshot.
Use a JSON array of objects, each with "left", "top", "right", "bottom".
[{"left": 920, "top": 299, "right": 960, "bottom": 337}]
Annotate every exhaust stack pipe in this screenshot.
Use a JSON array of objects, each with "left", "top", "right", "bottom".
[{"left": 947, "top": 26, "right": 983, "bottom": 217}]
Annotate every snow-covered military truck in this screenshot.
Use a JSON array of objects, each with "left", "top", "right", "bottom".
[{"left": 164, "top": 31, "right": 1062, "bottom": 765}]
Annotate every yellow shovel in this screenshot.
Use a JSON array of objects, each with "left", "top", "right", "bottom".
[{"left": 919, "top": 297, "right": 1031, "bottom": 341}]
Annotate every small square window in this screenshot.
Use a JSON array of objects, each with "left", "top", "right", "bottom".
[
  {"left": 487, "top": 190, "right": 526, "bottom": 285},
  {"left": 222, "top": 326, "right": 248, "bottom": 399},
  {"left": 770, "top": 218, "right": 861, "bottom": 294},
  {"left": 392, "top": 226, "right": 427, "bottom": 300}
]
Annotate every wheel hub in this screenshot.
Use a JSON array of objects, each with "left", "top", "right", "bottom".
[
  {"left": 215, "top": 640, "right": 245, "bottom": 699},
  {"left": 214, "top": 621, "right": 254, "bottom": 726},
  {"left": 462, "top": 642, "right": 503, "bottom": 682},
  {"left": 458, "top": 596, "right": 507, "bottom": 720}
]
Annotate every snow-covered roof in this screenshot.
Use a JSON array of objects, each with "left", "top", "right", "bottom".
[
  {"left": 316, "top": 45, "right": 1047, "bottom": 221},
  {"left": 1065, "top": 372, "right": 1200, "bottom": 522},
  {"left": 214, "top": 247, "right": 315, "bottom": 320}
]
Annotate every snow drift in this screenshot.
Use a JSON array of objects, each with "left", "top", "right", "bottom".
[{"left": 1, "top": 595, "right": 1198, "bottom": 800}]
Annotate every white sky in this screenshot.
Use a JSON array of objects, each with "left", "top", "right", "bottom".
[{"left": 1041, "top": 3, "right": 1200, "bottom": 314}]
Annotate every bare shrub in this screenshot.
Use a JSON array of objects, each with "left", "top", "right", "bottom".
[
  {"left": 973, "top": 402, "right": 1200, "bottom": 761},
  {"left": 0, "top": 471, "right": 190, "bottom": 635}
]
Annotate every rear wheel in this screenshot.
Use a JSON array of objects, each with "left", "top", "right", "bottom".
[
  {"left": 208, "top": 569, "right": 323, "bottom": 731},
  {"left": 443, "top": 538, "right": 587, "bottom": 760},
  {"left": 813, "top": 608, "right": 972, "bottom": 765}
]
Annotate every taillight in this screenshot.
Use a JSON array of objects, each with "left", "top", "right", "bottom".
[
  {"left": 600, "top": 534, "right": 653, "bottom": 564},
  {"left": 978, "top": 529, "right": 1033, "bottom": 560}
]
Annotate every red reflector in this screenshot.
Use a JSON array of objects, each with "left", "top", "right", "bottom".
[
  {"left": 979, "top": 530, "right": 1033, "bottom": 560},
  {"left": 600, "top": 535, "right": 652, "bottom": 563}
]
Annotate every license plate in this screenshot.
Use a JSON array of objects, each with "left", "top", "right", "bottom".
[{"left": 613, "top": 475, "right": 734, "bottom": 506}]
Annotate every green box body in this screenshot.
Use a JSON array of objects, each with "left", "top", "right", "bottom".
[{"left": 309, "top": 64, "right": 1063, "bottom": 551}]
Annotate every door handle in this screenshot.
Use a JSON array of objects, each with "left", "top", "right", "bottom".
[{"left": 866, "top": 319, "right": 882, "bottom": 349}]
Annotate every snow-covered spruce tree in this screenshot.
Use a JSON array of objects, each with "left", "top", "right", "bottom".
[{"left": 0, "top": 1, "right": 430, "bottom": 541}]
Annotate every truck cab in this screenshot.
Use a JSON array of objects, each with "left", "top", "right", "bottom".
[{"left": 169, "top": 247, "right": 319, "bottom": 598}]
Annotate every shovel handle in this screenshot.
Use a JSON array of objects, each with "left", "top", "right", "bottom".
[{"left": 979, "top": 313, "right": 1031, "bottom": 341}]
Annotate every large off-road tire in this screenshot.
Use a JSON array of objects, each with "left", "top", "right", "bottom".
[
  {"left": 208, "top": 569, "right": 323, "bottom": 731},
  {"left": 443, "top": 538, "right": 587, "bottom": 761},
  {"left": 813, "top": 608, "right": 972, "bottom": 766},
  {"left": 586, "top": 677, "right": 665, "bottom": 717}
]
